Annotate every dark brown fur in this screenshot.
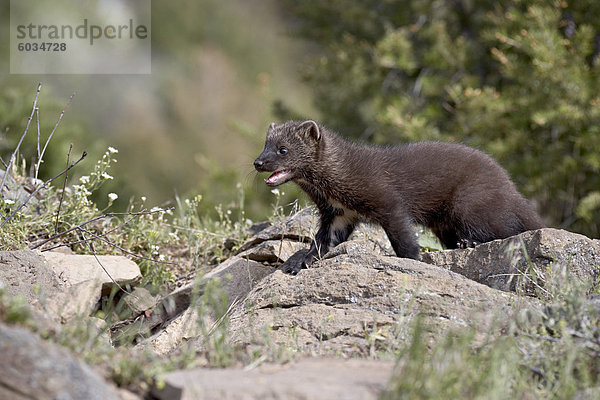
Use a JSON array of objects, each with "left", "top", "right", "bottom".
[{"left": 254, "top": 120, "right": 545, "bottom": 274}]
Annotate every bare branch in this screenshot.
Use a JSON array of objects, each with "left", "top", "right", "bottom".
[
  {"left": 54, "top": 144, "right": 73, "bottom": 234},
  {"left": 35, "top": 106, "right": 41, "bottom": 163},
  {"left": 78, "top": 228, "right": 130, "bottom": 294},
  {"left": 74, "top": 226, "right": 180, "bottom": 265},
  {"left": 0, "top": 151, "right": 87, "bottom": 229},
  {"left": 0, "top": 83, "right": 42, "bottom": 200},
  {"left": 53, "top": 210, "right": 150, "bottom": 246},
  {"left": 35, "top": 92, "right": 75, "bottom": 180},
  {"left": 30, "top": 207, "right": 171, "bottom": 250}
]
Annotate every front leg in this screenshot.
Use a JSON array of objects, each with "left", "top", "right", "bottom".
[
  {"left": 381, "top": 206, "right": 419, "bottom": 260},
  {"left": 286, "top": 205, "right": 356, "bottom": 275}
]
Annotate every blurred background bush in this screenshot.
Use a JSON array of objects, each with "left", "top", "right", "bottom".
[{"left": 1, "top": 0, "right": 598, "bottom": 237}]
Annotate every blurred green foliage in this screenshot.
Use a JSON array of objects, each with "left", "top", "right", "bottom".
[
  {"left": 0, "top": 0, "right": 312, "bottom": 222},
  {"left": 283, "top": 0, "right": 600, "bottom": 237},
  {"left": 2, "top": 1, "right": 599, "bottom": 236}
]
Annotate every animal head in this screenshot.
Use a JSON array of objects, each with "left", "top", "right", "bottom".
[{"left": 254, "top": 120, "right": 322, "bottom": 186}]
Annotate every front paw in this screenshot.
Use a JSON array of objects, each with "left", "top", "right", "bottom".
[
  {"left": 283, "top": 260, "right": 305, "bottom": 275},
  {"left": 457, "top": 239, "right": 479, "bottom": 249},
  {"left": 280, "top": 249, "right": 310, "bottom": 275}
]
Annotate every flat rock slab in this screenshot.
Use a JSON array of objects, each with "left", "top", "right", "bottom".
[
  {"left": 420, "top": 228, "right": 600, "bottom": 294},
  {"left": 43, "top": 251, "right": 142, "bottom": 289},
  {"left": 0, "top": 322, "right": 119, "bottom": 400},
  {"left": 223, "top": 253, "right": 523, "bottom": 356},
  {"left": 153, "top": 358, "right": 394, "bottom": 400},
  {"left": 237, "top": 239, "right": 307, "bottom": 263},
  {"left": 0, "top": 250, "right": 141, "bottom": 323}
]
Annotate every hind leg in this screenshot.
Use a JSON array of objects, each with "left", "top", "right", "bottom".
[{"left": 431, "top": 224, "right": 461, "bottom": 249}]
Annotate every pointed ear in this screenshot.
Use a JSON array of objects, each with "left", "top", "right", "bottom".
[{"left": 298, "top": 120, "right": 321, "bottom": 142}]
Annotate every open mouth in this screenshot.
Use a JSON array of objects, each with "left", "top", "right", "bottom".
[{"left": 265, "top": 169, "right": 293, "bottom": 186}]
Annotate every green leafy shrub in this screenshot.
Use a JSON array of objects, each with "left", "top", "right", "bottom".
[{"left": 283, "top": 0, "right": 600, "bottom": 237}]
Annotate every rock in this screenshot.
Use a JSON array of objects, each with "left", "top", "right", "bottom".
[
  {"left": 236, "top": 207, "right": 317, "bottom": 253},
  {"left": 139, "top": 306, "right": 206, "bottom": 356},
  {"left": 205, "top": 256, "right": 275, "bottom": 305},
  {"left": 0, "top": 322, "right": 119, "bottom": 400},
  {"left": 44, "top": 279, "right": 103, "bottom": 324},
  {"left": 0, "top": 250, "right": 64, "bottom": 329},
  {"left": 420, "top": 228, "right": 600, "bottom": 295},
  {"left": 43, "top": 251, "right": 142, "bottom": 291},
  {"left": 247, "top": 221, "right": 271, "bottom": 235},
  {"left": 224, "top": 253, "right": 521, "bottom": 356},
  {"left": 121, "top": 287, "right": 159, "bottom": 316},
  {"left": 237, "top": 239, "right": 307, "bottom": 263},
  {"left": 0, "top": 169, "right": 45, "bottom": 208},
  {"left": 324, "top": 238, "right": 392, "bottom": 259},
  {"left": 118, "top": 388, "right": 143, "bottom": 400},
  {"left": 118, "top": 257, "right": 273, "bottom": 351},
  {"left": 575, "top": 387, "right": 600, "bottom": 400},
  {"left": 0, "top": 250, "right": 62, "bottom": 303},
  {"left": 0, "top": 250, "right": 142, "bottom": 324},
  {"left": 152, "top": 357, "right": 394, "bottom": 400},
  {"left": 350, "top": 224, "right": 395, "bottom": 255}
]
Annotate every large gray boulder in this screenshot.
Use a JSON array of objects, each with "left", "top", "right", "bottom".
[
  {"left": 0, "top": 322, "right": 119, "bottom": 400},
  {"left": 153, "top": 357, "right": 394, "bottom": 400},
  {"left": 420, "top": 228, "right": 600, "bottom": 295},
  {"left": 223, "top": 252, "right": 520, "bottom": 356}
]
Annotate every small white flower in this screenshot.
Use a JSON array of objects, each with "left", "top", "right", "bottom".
[
  {"left": 79, "top": 175, "right": 90, "bottom": 184},
  {"left": 226, "top": 209, "right": 232, "bottom": 215},
  {"left": 141, "top": 196, "right": 147, "bottom": 202},
  {"left": 108, "top": 193, "right": 118, "bottom": 201},
  {"left": 101, "top": 172, "right": 113, "bottom": 180},
  {"left": 73, "top": 185, "right": 91, "bottom": 196},
  {"left": 168, "top": 232, "right": 180, "bottom": 240},
  {"left": 271, "top": 188, "right": 280, "bottom": 195},
  {"left": 158, "top": 254, "right": 166, "bottom": 261},
  {"left": 150, "top": 206, "right": 163, "bottom": 213},
  {"left": 108, "top": 146, "right": 119, "bottom": 154},
  {"left": 4, "top": 199, "right": 15, "bottom": 205}
]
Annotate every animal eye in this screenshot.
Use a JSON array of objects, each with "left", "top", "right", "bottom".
[{"left": 278, "top": 147, "right": 288, "bottom": 155}]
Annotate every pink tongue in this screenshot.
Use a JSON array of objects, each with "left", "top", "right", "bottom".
[{"left": 266, "top": 170, "right": 290, "bottom": 185}]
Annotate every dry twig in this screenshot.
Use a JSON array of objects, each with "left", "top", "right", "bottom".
[
  {"left": 79, "top": 228, "right": 130, "bottom": 294},
  {"left": 0, "top": 83, "right": 42, "bottom": 200},
  {"left": 0, "top": 151, "right": 87, "bottom": 229},
  {"left": 30, "top": 208, "right": 170, "bottom": 250},
  {"left": 35, "top": 93, "right": 75, "bottom": 180},
  {"left": 55, "top": 144, "right": 73, "bottom": 234}
]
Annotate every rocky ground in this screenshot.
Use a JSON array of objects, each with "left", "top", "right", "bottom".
[{"left": 1, "top": 207, "right": 599, "bottom": 399}]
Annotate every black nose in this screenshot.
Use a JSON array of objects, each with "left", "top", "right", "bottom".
[{"left": 254, "top": 159, "right": 264, "bottom": 169}]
